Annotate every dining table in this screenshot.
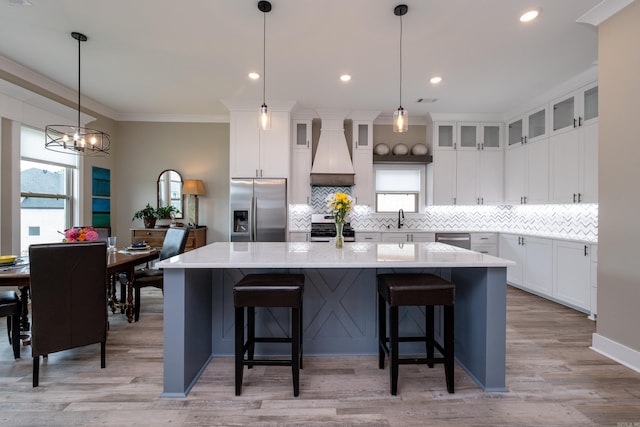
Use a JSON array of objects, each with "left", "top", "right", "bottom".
[{"left": 0, "top": 248, "right": 159, "bottom": 331}]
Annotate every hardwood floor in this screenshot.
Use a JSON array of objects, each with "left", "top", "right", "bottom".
[{"left": 1, "top": 286, "right": 640, "bottom": 426}]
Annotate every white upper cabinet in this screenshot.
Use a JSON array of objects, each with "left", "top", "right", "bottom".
[
  {"left": 230, "top": 110, "right": 291, "bottom": 179},
  {"left": 549, "top": 121, "right": 598, "bottom": 203},
  {"left": 507, "top": 106, "right": 548, "bottom": 146},
  {"left": 434, "top": 122, "right": 456, "bottom": 150},
  {"left": 456, "top": 123, "right": 503, "bottom": 205},
  {"left": 352, "top": 120, "right": 374, "bottom": 206},
  {"left": 290, "top": 119, "right": 312, "bottom": 204},
  {"left": 505, "top": 107, "right": 549, "bottom": 205},
  {"left": 548, "top": 82, "right": 598, "bottom": 204},
  {"left": 433, "top": 149, "right": 457, "bottom": 205},
  {"left": 457, "top": 123, "right": 502, "bottom": 150},
  {"left": 550, "top": 81, "right": 598, "bottom": 137},
  {"left": 433, "top": 121, "right": 503, "bottom": 205}
]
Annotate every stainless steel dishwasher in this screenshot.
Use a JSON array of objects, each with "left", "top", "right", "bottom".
[{"left": 435, "top": 233, "right": 471, "bottom": 250}]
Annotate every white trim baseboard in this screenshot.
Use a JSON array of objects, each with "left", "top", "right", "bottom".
[{"left": 591, "top": 333, "right": 640, "bottom": 373}]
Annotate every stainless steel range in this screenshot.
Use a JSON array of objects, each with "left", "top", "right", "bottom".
[{"left": 310, "top": 214, "right": 355, "bottom": 242}]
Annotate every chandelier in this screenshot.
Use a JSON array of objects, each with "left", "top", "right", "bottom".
[{"left": 45, "top": 32, "right": 110, "bottom": 156}]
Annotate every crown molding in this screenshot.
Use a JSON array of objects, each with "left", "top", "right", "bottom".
[
  {"left": 114, "top": 113, "right": 229, "bottom": 123},
  {"left": 577, "top": 0, "right": 635, "bottom": 26}
]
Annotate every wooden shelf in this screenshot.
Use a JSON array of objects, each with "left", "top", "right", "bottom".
[{"left": 373, "top": 154, "right": 432, "bottom": 164}]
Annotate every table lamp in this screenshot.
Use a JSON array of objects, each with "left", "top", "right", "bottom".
[{"left": 182, "top": 179, "right": 205, "bottom": 226}]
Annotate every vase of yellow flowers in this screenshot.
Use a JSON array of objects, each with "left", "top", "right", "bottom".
[{"left": 326, "top": 192, "right": 353, "bottom": 248}]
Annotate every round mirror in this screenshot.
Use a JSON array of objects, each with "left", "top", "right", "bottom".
[{"left": 157, "top": 169, "right": 183, "bottom": 219}]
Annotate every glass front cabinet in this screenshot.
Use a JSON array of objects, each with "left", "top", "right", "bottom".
[{"left": 550, "top": 81, "right": 598, "bottom": 136}]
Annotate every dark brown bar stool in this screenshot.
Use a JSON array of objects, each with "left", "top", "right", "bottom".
[
  {"left": 377, "top": 273, "right": 455, "bottom": 395},
  {"left": 233, "top": 273, "right": 305, "bottom": 397}
]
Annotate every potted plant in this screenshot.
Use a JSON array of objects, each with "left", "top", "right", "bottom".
[
  {"left": 132, "top": 203, "right": 159, "bottom": 229},
  {"left": 156, "top": 205, "right": 179, "bottom": 219}
]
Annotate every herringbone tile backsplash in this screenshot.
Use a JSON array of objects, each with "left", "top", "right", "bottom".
[{"left": 289, "top": 186, "right": 598, "bottom": 242}]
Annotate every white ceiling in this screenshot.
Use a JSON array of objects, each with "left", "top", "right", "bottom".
[{"left": 0, "top": 0, "right": 600, "bottom": 122}]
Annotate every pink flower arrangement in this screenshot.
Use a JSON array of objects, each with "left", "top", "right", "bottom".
[{"left": 64, "top": 227, "right": 99, "bottom": 242}]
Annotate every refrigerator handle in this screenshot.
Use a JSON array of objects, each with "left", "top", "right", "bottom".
[{"left": 251, "top": 196, "right": 257, "bottom": 241}]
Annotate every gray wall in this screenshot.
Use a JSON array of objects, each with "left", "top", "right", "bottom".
[
  {"left": 597, "top": 1, "right": 640, "bottom": 351},
  {"left": 114, "top": 121, "right": 229, "bottom": 245}
]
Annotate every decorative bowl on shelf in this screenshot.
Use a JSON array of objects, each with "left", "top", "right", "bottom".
[
  {"left": 411, "top": 144, "right": 428, "bottom": 155},
  {"left": 392, "top": 143, "right": 409, "bottom": 155},
  {"left": 374, "top": 143, "right": 390, "bottom": 155}
]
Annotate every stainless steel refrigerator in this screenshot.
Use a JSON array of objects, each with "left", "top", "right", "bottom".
[{"left": 230, "top": 178, "right": 287, "bottom": 242}]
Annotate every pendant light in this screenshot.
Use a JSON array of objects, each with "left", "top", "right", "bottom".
[
  {"left": 393, "top": 4, "right": 408, "bottom": 133},
  {"left": 45, "top": 32, "right": 110, "bottom": 156},
  {"left": 258, "top": 1, "right": 272, "bottom": 130}
]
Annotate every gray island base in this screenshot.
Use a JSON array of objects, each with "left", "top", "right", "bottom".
[{"left": 157, "top": 241, "right": 514, "bottom": 397}]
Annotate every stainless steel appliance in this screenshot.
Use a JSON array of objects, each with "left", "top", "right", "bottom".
[
  {"left": 435, "top": 233, "right": 471, "bottom": 250},
  {"left": 310, "top": 214, "right": 356, "bottom": 242},
  {"left": 230, "top": 178, "right": 287, "bottom": 242}
]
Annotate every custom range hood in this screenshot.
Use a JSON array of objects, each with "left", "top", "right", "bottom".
[{"left": 310, "top": 110, "right": 355, "bottom": 186}]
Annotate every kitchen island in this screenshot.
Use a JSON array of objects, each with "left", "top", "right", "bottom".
[{"left": 157, "top": 241, "right": 514, "bottom": 397}]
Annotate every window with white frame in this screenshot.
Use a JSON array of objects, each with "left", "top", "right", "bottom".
[
  {"left": 20, "top": 126, "right": 77, "bottom": 254},
  {"left": 374, "top": 164, "right": 425, "bottom": 213}
]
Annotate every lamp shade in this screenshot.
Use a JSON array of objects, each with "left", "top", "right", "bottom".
[{"left": 182, "top": 179, "right": 205, "bottom": 196}]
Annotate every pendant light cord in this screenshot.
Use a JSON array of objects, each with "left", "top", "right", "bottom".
[
  {"left": 262, "top": 11, "right": 266, "bottom": 105},
  {"left": 77, "top": 34, "right": 82, "bottom": 129},
  {"left": 398, "top": 13, "right": 403, "bottom": 108}
]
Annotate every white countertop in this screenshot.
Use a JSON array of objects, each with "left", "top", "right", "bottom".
[{"left": 157, "top": 241, "right": 515, "bottom": 269}]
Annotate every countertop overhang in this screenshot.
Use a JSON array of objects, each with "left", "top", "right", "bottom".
[{"left": 157, "top": 241, "right": 515, "bottom": 270}]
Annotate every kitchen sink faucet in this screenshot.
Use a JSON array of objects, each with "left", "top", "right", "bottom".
[{"left": 397, "top": 209, "right": 405, "bottom": 229}]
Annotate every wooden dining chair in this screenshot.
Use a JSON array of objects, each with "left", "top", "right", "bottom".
[
  {"left": 119, "top": 227, "right": 189, "bottom": 321},
  {"left": 28, "top": 241, "right": 108, "bottom": 387}
]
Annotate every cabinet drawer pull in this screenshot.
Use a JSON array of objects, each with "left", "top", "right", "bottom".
[
  {"left": 573, "top": 118, "right": 577, "bottom": 128},
  {"left": 573, "top": 193, "right": 577, "bottom": 203},
  {"left": 584, "top": 245, "right": 589, "bottom": 256}
]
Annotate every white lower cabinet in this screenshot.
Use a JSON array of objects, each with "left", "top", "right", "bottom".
[
  {"left": 382, "top": 232, "right": 435, "bottom": 243},
  {"left": 552, "top": 240, "right": 591, "bottom": 312},
  {"left": 499, "top": 234, "right": 552, "bottom": 298},
  {"left": 471, "top": 232, "right": 498, "bottom": 256},
  {"left": 590, "top": 244, "right": 597, "bottom": 319},
  {"left": 499, "top": 233, "right": 593, "bottom": 314},
  {"left": 355, "top": 232, "right": 381, "bottom": 242}
]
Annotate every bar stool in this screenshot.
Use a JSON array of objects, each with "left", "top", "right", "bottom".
[
  {"left": 377, "top": 273, "right": 455, "bottom": 395},
  {"left": 233, "top": 273, "right": 305, "bottom": 397},
  {"left": 0, "top": 290, "right": 21, "bottom": 359}
]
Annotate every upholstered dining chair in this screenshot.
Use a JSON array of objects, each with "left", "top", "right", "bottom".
[
  {"left": 0, "top": 290, "right": 22, "bottom": 359},
  {"left": 119, "top": 227, "right": 189, "bottom": 322},
  {"left": 29, "top": 241, "right": 108, "bottom": 387}
]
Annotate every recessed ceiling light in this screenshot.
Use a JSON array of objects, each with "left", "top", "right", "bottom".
[
  {"left": 430, "top": 76, "right": 442, "bottom": 84},
  {"left": 520, "top": 9, "right": 540, "bottom": 22},
  {"left": 340, "top": 74, "right": 351, "bottom": 82},
  {"left": 248, "top": 72, "right": 260, "bottom": 80}
]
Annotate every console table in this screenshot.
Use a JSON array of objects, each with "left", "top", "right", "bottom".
[{"left": 130, "top": 226, "right": 206, "bottom": 251}]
